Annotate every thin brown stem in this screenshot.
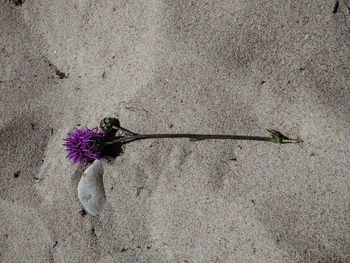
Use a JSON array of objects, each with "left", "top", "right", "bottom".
[{"left": 106, "top": 133, "right": 274, "bottom": 145}]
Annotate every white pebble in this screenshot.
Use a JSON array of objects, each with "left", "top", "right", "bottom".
[{"left": 77, "top": 160, "right": 106, "bottom": 216}]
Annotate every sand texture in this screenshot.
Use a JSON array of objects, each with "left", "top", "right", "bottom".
[{"left": 1, "top": 0, "right": 350, "bottom": 262}]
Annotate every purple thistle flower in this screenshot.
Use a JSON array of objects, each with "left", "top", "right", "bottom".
[{"left": 63, "top": 127, "right": 107, "bottom": 166}]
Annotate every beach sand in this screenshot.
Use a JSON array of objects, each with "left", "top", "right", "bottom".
[{"left": 1, "top": 0, "right": 349, "bottom": 262}]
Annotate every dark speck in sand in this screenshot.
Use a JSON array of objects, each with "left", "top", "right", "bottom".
[
  {"left": 55, "top": 69, "right": 68, "bottom": 79},
  {"left": 12, "top": 0, "right": 25, "bottom": 6},
  {"left": 47, "top": 62, "right": 69, "bottom": 79},
  {"left": 91, "top": 228, "right": 97, "bottom": 237},
  {"left": 79, "top": 209, "right": 87, "bottom": 216},
  {"left": 14, "top": 171, "right": 21, "bottom": 178}
]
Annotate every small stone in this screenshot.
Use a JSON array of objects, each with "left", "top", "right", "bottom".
[{"left": 77, "top": 160, "right": 106, "bottom": 216}]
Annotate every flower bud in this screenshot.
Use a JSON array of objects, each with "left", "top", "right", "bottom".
[{"left": 100, "top": 117, "right": 120, "bottom": 133}]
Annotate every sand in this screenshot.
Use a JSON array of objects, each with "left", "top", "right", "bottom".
[{"left": 1, "top": 0, "right": 349, "bottom": 262}]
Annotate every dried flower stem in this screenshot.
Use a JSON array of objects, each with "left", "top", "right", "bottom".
[{"left": 106, "top": 129, "right": 301, "bottom": 145}]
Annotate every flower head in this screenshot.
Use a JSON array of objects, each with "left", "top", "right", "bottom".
[{"left": 63, "top": 127, "right": 107, "bottom": 166}]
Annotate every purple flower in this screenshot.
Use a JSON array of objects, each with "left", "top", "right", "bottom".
[{"left": 63, "top": 127, "right": 107, "bottom": 166}]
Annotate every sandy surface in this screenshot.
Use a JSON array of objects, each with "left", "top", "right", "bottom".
[{"left": 1, "top": 0, "right": 350, "bottom": 262}]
